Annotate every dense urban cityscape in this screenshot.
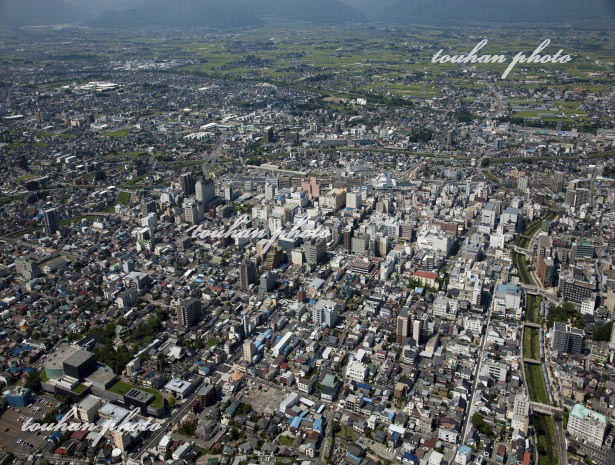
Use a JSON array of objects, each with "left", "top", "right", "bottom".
[{"left": 0, "top": 10, "right": 614, "bottom": 465}]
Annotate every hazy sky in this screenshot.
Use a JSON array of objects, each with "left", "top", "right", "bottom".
[{"left": 0, "top": 0, "right": 613, "bottom": 27}]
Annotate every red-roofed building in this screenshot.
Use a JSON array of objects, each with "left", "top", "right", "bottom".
[
  {"left": 71, "top": 430, "right": 89, "bottom": 440},
  {"left": 412, "top": 270, "right": 438, "bottom": 289}
]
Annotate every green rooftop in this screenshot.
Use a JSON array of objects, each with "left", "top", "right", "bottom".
[{"left": 570, "top": 404, "right": 607, "bottom": 424}]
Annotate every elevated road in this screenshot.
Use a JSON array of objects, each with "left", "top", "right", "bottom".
[
  {"left": 530, "top": 401, "right": 564, "bottom": 416},
  {"left": 524, "top": 322, "right": 542, "bottom": 329}
]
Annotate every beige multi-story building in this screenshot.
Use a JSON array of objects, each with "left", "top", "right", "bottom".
[
  {"left": 511, "top": 393, "right": 529, "bottom": 434},
  {"left": 319, "top": 188, "right": 346, "bottom": 211},
  {"left": 243, "top": 340, "right": 256, "bottom": 363},
  {"left": 567, "top": 404, "right": 608, "bottom": 447}
]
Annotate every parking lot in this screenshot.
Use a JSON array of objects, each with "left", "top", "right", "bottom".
[
  {"left": 0, "top": 395, "right": 60, "bottom": 454},
  {"left": 241, "top": 380, "right": 284, "bottom": 415}
]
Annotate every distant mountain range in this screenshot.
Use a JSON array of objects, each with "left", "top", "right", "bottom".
[
  {"left": 0, "top": 0, "right": 364, "bottom": 27},
  {"left": 0, "top": 0, "right": 86, "bottom": 26},
  {"left": 90, "top": 0, "right": 365, "bottom": 28},
  {"left": 0, "top": 0, "right": 612, "bottom": 27},
  {"left": 346, "top": 0, "right": 615, "bottom": 23},
  {"left": 89, "top": 0, "right": 263, "bottom": 28}
]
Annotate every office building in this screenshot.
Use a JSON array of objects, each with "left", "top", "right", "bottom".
[
  {"left": 351, "top": 234, "right": 369, "bottom": 255},
  {"left": 511, "top": 393, "right": 529, "bottom": 433},
  {"left": 552, "top": 322, "right": 584, "bottom": 354},
  {"left": 177, "top": 298, "right": 201, "bottom": 328},
  {"left": 179, "top": 173, "right": 195, "bottom": 196},
  {"left": 396, "top": 307, "right": 411, "bottom": 345},
  {"left": 537, "top": 256, "right": 555, "bottom": 288},
  {"left": 43, "top": 208, "right": 59, "bottom": 235},
  {"left": 240, "top": 260, "right": 257, "bottom": 290},
  {"left": 258, "top": 271, "right": 275, "bottom": 294},
  {"left": 412, "top": 316, "right": 428, "bottom": 345},
  {"left": 559, "top": 274, "right": 594, "bottom": 304},
  {"left": 552, "top": 171, "right": 565, "bottom": 193},
  {"left": 343, "top": 227, "right": 353, "bottom": 252},
  {"left": 304, "top": 238, "right": 326, "bottom": 266},
  {"left": 263, "top": 126, "right": 274, "bottom": 143},
  {"left": 312, "top": 299, "right": 338, "bottom": 328},
  {"left": 140, "top": 200, "right": 156, "bottom": 214},
  {"left": 15, "top": 257, "right": 40, "bottom": 280},
  {"left": 568, "top": 404, "right": 608, "bottom": 447},
  {"left": 277, "top": 235, "right": 301, "bottom": 256},
  {"left": 400, "top": 223, "right": 413, "bottom": 241},
  {"left": 243, "top": 340, "right": 256, "bottom": 363},
  {"left": 195, "top": 178, "right": 215, "bottom": 204},
  {"left": 320, "top": 188, "right": 346, "bottom": 211},
  {"left": 183, "top": 199, "right": 201, "bottom": 225},
  {"left": 346, "top": 191, "right": 362, "bottom": 209},
  {"left": 224, "top": 184, "right": 234, "bottom": 202}
]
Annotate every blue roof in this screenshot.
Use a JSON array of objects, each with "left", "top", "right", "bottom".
[
  {"left": 313, "top": 418, "right": 323, "bottom": 432},
  {"left": 290, "top": 416, "right": 302, "bottom": 429},
  {"left": 11, "top": 344, "right": 33, "bottom": 355},
  {"left": 198, "top": 366, "right": 211, "bottom": 375},
  {"left": 496, "top": 283, "right": 519, "bottom": 294}
]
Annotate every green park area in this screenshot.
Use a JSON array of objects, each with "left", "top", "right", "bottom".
[
  {"left": 525, "top": 363, "right": 549, "bottom": 405},
  {"left": 523, "top": 327, "right": 541, "bottom": 360},
  {"left": 535, "top": 413, "right": 559, "bottom": 465}
]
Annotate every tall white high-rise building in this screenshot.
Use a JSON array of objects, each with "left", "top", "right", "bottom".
[
  {"left": 513, "top": 393, "right": 529, "bottom": 417},
  {"left": 312, "top": 299, "right": 338, "bottom": 328},
  {"left": 346, "top": 191, "right": 361, "bottom": 209},
  {"left": 511, "top": 393, "right": 529, "bottom": 433},
  {"left": 243, "top": 340, "right": 256, "bottom": 363},
  {"left": 265, "top": 182, "right": 276, "bottom": 200}
]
